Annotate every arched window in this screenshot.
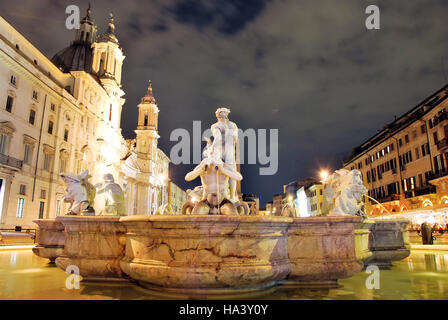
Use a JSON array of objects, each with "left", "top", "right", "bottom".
[
  {"left": 64, "top": 128, "right": 69, "bottom": 142},
  {"left": 59, "top": 149, "right": 69, "bottom": 173},
  {"left": 23, "top": 135, "right": 36, "bottom": 166},
  {"left": 144, "top": 111, "right": 149, "bottom": 127}
]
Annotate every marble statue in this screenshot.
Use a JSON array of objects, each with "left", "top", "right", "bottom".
[
  {"left": 60, "top": 170, "right": 95, "bottom": 215},
  {"left": 181, "top": 187, "right": 203, "bottom": 215},
  {"left": 187, "top": 186, "right": 204, "bottom": 203},
  {"left": 322, "top": 169, "right": 367, "bottom": 217},
  {"left": 210, "top": 107, "right": 239, "bottom": 203},
  {"left": 94, "top": 174, "right": 126, "bottom": 216},
  {"left": 155, "top": 203, "right": 171, "bottom": 215},
  {"left": 281, "top": 202, "right": 297, "bottom": 217},
  {"left": 183, "top": 107, "right": 249, "bottom": 215}
]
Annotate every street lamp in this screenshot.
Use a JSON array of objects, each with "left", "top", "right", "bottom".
[{"left": 320, "top": 170, "right": 329, "bottom": 183}]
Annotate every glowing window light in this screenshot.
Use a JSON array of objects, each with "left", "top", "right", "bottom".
[
  {"left": 423, "top": 199, "right": 433, "bottom": 207},
  {"left": 441, "top": 196, "right": 448, "bottom": 205}
]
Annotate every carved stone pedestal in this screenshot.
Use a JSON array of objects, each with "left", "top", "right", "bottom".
[
  {"left": 32, "top": 219, "right": 65, "bottom": 263},
  {"left": 55, "top": 216, "right": 126, "bottom": 281},
  {"left": 285, "top": 216, "right": 364, "bottom": 287},
  {"left": 355, "top": 219, "right": 375, "bottom": 263},
  {"left": 120, "top": 215, "right": 291, "bottom": 295},
  {"left": 364, "top": 219, "right": 411, "bottom": 268}
]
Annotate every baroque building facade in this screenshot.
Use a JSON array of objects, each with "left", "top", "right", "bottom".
[
  {"left": 0, "top": 8, "right": 177, "bottom": 229},
  {"left": 342, "top": 84, "right": 448, "bottom": 226}
]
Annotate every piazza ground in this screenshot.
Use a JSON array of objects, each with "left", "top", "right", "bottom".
[{"left": 0, "top": 248, "right": 447, "bottom": 300}]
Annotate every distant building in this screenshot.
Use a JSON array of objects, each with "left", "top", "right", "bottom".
[
  {"left": 242, "top": 193, "right": 260, "bottom": 215},
  {"left": 296, "top": 182, "right": 323, "bottom": 217},
  {"left": 272, "top": 193, "right": 284, "bottom": 216},
  {"left": 266, "top": 201, "right": 273, "bottom": 215},
  {"left": 268, "top": 177, "right": 320, "bottom": 216},
  {"left": 308, "top": 183, "right": 324, "bottom": 216},
  {"left": 168, "top": 181, "right": 187, "bottom": 215}
]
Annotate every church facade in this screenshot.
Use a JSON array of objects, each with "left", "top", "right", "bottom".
[{"left": 0, "top": 8, "right": 175, "bottom": 229}]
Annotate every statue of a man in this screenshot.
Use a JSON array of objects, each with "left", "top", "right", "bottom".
[
  {"left": 210, "top": 107, "right": 239, "bottom": 203},
  {"left": 95, "top": 174, "right": 126, "bottom": 216}
]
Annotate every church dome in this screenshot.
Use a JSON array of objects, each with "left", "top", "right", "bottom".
[
  {"left": 51, "top": 5, "right": 96, "bottom": 73},
  {"left": 51, "top": 42, "right": 93, "bottom": 73}
]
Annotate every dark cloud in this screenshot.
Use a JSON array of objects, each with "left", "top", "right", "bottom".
[
  {"left": 1, "top": 0, "right": 448, "bottom": 206},
  {"left": 167, "top": 0, "right": 270, "bottom": 35}
]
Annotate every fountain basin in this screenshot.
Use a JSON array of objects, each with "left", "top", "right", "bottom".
[
  {"left": 32, "top": 219, "right": 65, "bottom": 263},
  {"left": 355, "top": 219, "right": 375, "bottom": 262},
  {"left": 365, "top": 219, "right": 411, "bottom": 267},
  {"left": 55, "top": 216, "right": 127, "bottom": 281},
  {"left": 286, "top": 216, "right": 364, "bottom": 287},
  {"left": 119, "top": 215, "right": 291, "bottom": 294}
]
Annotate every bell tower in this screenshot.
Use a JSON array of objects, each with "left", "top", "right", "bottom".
[
  {"left": 135, "top": 81, "right": 159, "bottom": 173},
  {"left": 91, "top": 13, "right": 125, "bottom": 86}
]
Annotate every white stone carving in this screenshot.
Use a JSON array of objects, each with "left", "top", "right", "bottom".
[
  {"left": 155, "top": 203, "right": 171, "bottom": 215},
  {"left": 322, "top": 169, "right": 367, "bottom": 217},
  {"left": 210, "top": 107, "right": 239, "bottom": 203},
  {"left": 183, "top": 108, "right": 248, "bottom": 215},
  {"left": 60, "top": 170, "right": 95, "bottom": 215},
  {"left": 94, "top": 173, "right": 126, "bottom": 216}
]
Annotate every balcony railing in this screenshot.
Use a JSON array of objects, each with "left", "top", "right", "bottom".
[
  {"left": 0, "top": 153, "right": 22, "bottom": 170},
  {"left": 437, "top": 138, "right": 448, "bottom": 151},
  {"left": 404, "top": 185, "right": 436, "bottom": 199},
  {"left": 375, "top": 194, "right": 400, "bottom": 203},
  {"left": 432, "top": 111, "right": 448, "bottom": 126},
  {"left": 428, "top": 169, "right": 448, "bottom": 181}
]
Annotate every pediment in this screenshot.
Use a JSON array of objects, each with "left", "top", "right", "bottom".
[{"left": 0, "top": 121, "right": 16, "bottom": 135}]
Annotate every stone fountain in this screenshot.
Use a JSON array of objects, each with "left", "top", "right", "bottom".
[
  {"left": 120, "top": 107, "right": 290, "bottom": 294},
  {"left": 284, "top": 169, "right": 368, "bottom": 286},
  {"left": 33, "top": 108, "right": 389, "bottom": 295},
  {"left": 319, "top": 169, "right": 410, "bottom": 268}
]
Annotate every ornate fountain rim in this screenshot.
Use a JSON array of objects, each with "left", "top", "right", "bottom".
[
  {"left": 120, "top": 215, "right": 293, "bottom": 224},
  {"left": 55, "top": 216, "right": 121, "bottom": 222},
  {"left": 290, "top": 216, "right": 362, "bottom": 223}
]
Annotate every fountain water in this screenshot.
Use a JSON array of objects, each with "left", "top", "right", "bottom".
[{"left": 366, "top": 195, "right": 393, "bottom": 216}]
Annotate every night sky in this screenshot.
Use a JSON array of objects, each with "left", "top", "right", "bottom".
[{"left": 2, "top": 0, "right": 448, "bottom": 207}]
